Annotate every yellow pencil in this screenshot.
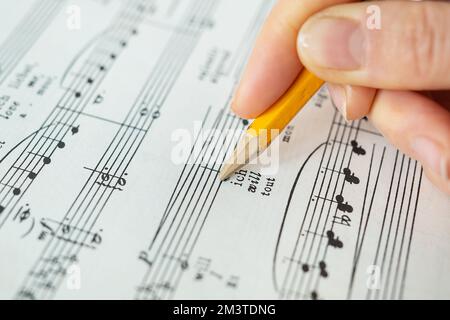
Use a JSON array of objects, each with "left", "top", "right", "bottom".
[{"left": 219, "top": 68, "right": 325, "bottom": 181}]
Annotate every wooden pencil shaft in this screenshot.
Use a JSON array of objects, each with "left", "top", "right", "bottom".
[
  {"left": 219, "top": 69, "right": 324, "bottom": 181},
  {"left": 248, "top": 69, "right": 324, "bottom": 144}
]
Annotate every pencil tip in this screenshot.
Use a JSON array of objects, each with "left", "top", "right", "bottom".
[
  {"left": 219, "top": 162, "right": 244, "bottom": 181},
  {"left": 219, "top": 132, "right": 262, "bottom": 181},
  {"left": 219, "top": 166, "right": 232, "bottom": 181}
]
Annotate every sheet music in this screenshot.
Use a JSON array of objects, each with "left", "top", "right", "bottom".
[{"left": 0, "top": 0, "right": 449, "bottom": 300}]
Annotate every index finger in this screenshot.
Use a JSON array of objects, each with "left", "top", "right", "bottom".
[{"left": 232, "top": 0, "right": 353, "bottom": 119}]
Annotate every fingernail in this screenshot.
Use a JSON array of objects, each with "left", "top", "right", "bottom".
[
  {"left": 411, "top": 137, "right": 449, "bottom": 181},
  {"left": 298, "top": 17, "right": 364, "bottom": 70},
  {"left": 327, "top": 83, "right": 348, "bottom": 119}
]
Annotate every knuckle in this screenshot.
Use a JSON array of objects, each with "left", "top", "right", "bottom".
[
  {"left": 273, "top": 14, "right": 299, "bottom": 39},
  {"left": 406, "top": 3, "right": 446, "bottom": 80}
]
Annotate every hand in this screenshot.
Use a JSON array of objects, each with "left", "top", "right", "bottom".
[{"left": 231, "top": 0, "right": 450, "bottom": 195}]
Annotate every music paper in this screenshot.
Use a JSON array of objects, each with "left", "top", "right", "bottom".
[{"left": 0, "top": 0, "right": 449, "bottom": 300}]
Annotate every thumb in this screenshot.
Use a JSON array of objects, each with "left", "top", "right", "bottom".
[{"left": 297, "top": 1, "right": 450, "bottom": 90}]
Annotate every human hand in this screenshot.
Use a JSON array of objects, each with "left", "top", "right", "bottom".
[{"left": 231, "top": 0, "right": 450, "bottom": 194}]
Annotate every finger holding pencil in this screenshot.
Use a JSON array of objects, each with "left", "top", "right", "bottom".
[{"left": 222, "top": 0, "right": 450, "bottom": 195}]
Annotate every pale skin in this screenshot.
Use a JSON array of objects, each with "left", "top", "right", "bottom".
[{"left": 231, "top": 0, "right": 450, "bottom": 195}]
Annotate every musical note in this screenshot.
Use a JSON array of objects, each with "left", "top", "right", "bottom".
[
  {"left": 62, "top": 223, "right": 71, "bottom": 234},
  {"left": 37, "top": 218, "right": 101, "bottom": 249},
  {"left": 138, "top": 251, "right": 152, "bottom": 267},
  {"left": 28, "top": 172, "right": 37, "bottom": 179},
  {"left": 140, "top": 107, "right": 148, "bottom": 116},
  {"left": 226, "top": 276, "right": 239, "bottom": 289},
  {"left": 91, "top": 230, "right": 102, "bottom": 245},
  {"left": 15, "top": 205, "right": 31, "bottom": 223},
  {"left": 195, "top": 273, "right": 203, "bottom": 280},
  {"left": 71, "top": 125, "right": 79, "bottom": 135},
  {"left": 152, "top": 110, "right": 160, "bottom": 119},
  {"left": 343, "top": 168, "right": 360, "bottom": 184},
  {"left": 194, "top": 256, "right": 211, "bottom": 281},
  {"left": 94, "top": 94, "right": 104, "bottom": 104},
  {"left": 43, "top": 136, "right": 66, "bottom": 149},
  {"left": 318, "top": 261, "right": 328, "bottom": 278},
  {"left": 83, "top": 166, "right": 128, "bottom": 191},
  {"left": 27, "top": 150, "right": 52, "bottom": 165},
  {"left": 351, "top": 140, "right": 366, "bottom": 155},
  {"left": 98, "top": 168, "right": 127, "bottom": 190},
  {"left": 326, "top": 230, "right": 343, "bottom": 249},
  {"left": 180, "top": 260, "right": 189, "bottom": 270},
  {"left": 101, "top": 169, "right": 110, "bottom": 183},
  {"left": 335, "top": 194, "right": 353, "bottom": 213}
]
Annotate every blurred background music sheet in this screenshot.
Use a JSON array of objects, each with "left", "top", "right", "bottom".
[{"left": 0, "top": 0, "right": 449, "bottom": 300}]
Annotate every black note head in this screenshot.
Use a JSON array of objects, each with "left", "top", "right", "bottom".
[
  {"left": 71, "top": 125, "right": 79, "bottom": 135},
  {"left": 195, "top": 273, "right": 203, "bottom": 280},
  {"left": 302, "top": 264, "right": 309, "bottom": 272}
]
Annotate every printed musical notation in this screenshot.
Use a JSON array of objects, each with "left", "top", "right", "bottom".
[
  {"left": 272, "top": 112, "right": 427, "bottom": 300},
  {"left": 0, "top": 0, "right": 449, "bottom": 300},
  {"left": 0, "top": 0, "right": 66, "bottom": 85}
]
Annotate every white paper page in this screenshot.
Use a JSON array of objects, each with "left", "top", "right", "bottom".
[{"left": 0, "top": 0, "right": 449, "bottom": 300}]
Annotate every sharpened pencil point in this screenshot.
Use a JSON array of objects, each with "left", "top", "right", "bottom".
[
  {"left": 220, "top": 70, "right": 324, "bottom": 182},
  {"left": 219, "top": 162, "right": 245, "bottom": 181},
  {"left": 219, "top": 132, "right": 266, "bottom": 181}
]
